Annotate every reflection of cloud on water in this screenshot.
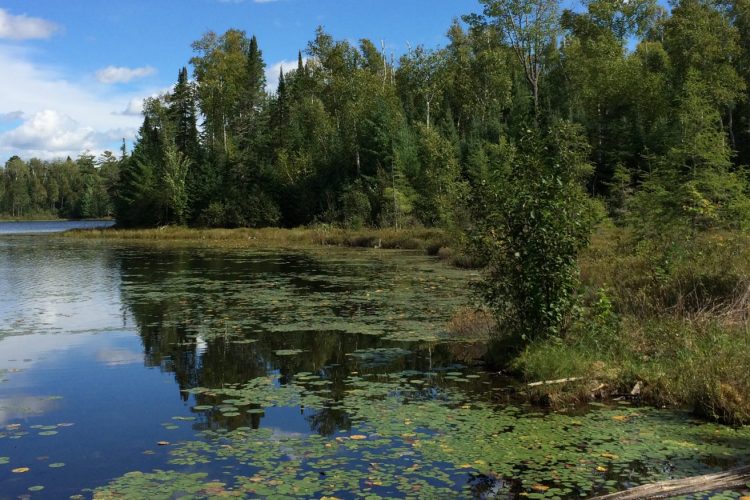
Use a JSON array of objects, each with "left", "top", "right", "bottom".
[
  {"left": 0, "top": 241, "right": 124, "bottom": 336},
  {"left": 0, "top": 332, "right": 94, "bottom": 371},
  {"left": 268, "top": 428, "right": 307, "bottom": 461},
  {"left": 96, "top": 348, "right": 142, "bottom": 367},
  {"left": 0, "top": 395, "right": 58, "bottom": 425},
  {"left": 196, "top": 335, "right": 207, "bottom": 357}
]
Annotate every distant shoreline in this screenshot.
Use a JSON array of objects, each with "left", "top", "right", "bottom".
[{"left": 0, "top": 217, "right": 114, "bottom": 223}]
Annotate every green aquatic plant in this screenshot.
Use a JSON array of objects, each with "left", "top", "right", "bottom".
[{"left": 94, "top": 373, "right": 750, "bottom": 499}]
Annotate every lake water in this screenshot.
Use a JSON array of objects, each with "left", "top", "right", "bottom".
[
  {"left": 0, "top": 220, "right": 114, "bottom": 235},
  {"left": 1, "top": 227, "right": 750, "bottom": 499}
]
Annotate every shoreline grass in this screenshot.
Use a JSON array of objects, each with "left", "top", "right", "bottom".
[{"left": 61, "top": 225, "right": 453, "bottom": 252}]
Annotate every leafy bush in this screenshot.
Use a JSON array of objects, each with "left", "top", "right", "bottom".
[
  {"left": 198, "top": 202, "right": 227, "bottom": 228},
  {"left": 470, "top": 121, "right": 597, "bottom": 345},
  {"left": 339, "top": 185, "right": 372, "bottom": 229}
]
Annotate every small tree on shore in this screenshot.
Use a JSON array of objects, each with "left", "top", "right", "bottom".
[{"left": 470, "top": 121, "right": 596, "bottom": 346}]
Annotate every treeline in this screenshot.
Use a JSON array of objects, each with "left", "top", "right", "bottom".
[
  {"left": 0, "top": 153, "right": 119, "bottom": 219},
  {"left": 4, "top": 0, "right": 750, "bottom": 233}
]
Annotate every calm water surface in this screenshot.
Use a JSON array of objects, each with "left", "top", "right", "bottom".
[
  {"left": 1, "top": 227, "right": 750, "bottom": 499},
  {"left": 0, "top": 220, "right": 114, "bottom": 235}
]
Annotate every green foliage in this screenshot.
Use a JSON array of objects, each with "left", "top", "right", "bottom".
[
  {"left": 413, "top": 124, "right": 463, "bottom": 227},
  {"left": 0, "top": 153, "right": 117, "bottom": 220},
  {"left": 6, "top": 0, "right": 750, "bottom": 262},
  {"left": 339, "top": 184, "right": 371, "bottom": 229},
  {"left": 470, "top": 121, "right": 596, "bottom": 343},
  {"left": 162, "top": 144, "right": 190, "bottom": 225},
  {"left": 480, "top": 0, "right": 560, "bottom": 115}
]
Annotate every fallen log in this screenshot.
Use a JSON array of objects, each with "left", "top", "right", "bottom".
[
  {"left": 591, "top": 465, "right": 750, "bottom": 499},
  {"left": 527, "top": 377, "right": 583, "bottom": 387}
]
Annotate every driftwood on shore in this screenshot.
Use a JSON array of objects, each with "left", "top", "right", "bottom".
[
  {"left": 527, "top": 377, "right": 583, "bottom": 387},
  {"left": 591, "top": 465, "right": 750, "bottom": 499}
]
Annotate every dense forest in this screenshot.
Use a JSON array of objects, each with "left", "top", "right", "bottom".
[
  {"left": 0, "top": 152, "right": 119, "bottom": 219},
  {"left": 3, "top": 0, "right": 749, "bottom": 233}
]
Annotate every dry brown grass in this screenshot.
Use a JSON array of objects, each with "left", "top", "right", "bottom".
[{"left": 446, "top": 307, "right": 497, "bottom": 341}]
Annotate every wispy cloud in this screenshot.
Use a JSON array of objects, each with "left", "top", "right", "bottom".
[
  {"left": 0, "top": 8, "right": 59, "bottom": 40},
  {"left": 118, "top": 97, "right": 146, "bottom": 116},
  {"left": 0, "top": 111, "right": 23, "bottom": 122},
  {"left": 95, "top": 65, "right": 156, "bottom": 84}
]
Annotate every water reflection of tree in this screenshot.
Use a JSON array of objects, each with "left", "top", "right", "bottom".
[{"left": 115, "top": 246, "right": 483, "bottom": 436}]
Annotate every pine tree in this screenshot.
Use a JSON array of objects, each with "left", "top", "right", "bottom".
[{"left": 170, "top": 67, "right": 201, "bottom": 162}]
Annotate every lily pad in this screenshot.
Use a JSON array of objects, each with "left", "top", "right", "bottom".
[{"left": 274, "top": 349, "right": 305, "bottom": 356}]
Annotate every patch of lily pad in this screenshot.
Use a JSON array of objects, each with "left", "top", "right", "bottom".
[
  {"left": 1, "top": 421, "right": 72, "bottom": 442},
  {"left": 274, "top": 349, "right": 305, "bottom": 357},
  {"left": 94, "top": 374, "right": 750, "bottom": 499},
  {"left": 114, "top": 251, "right": 474, "bottom": 345}
]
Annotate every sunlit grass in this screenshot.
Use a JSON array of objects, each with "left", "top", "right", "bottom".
[{"left": 63, "top": 225, "right": 452, "bottom": 251}]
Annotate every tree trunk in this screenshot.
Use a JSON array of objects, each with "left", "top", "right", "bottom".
[{"left": 426, "top": 98, "right": 431, "bottom": 130}]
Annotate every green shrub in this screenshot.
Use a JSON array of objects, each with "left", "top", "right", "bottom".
[{"left": 470, "top": 121, "right": 596, "bottom": 345}]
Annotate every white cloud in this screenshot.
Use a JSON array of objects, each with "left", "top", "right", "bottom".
[
  {"left": 265, "top": 57, "right": 307, "bottom": 93},
  {"left": 0, "top": 110, "right": 96, "bottom": 158},
  {"left": 0, "top": 45, "right": 151, "bottom": 159},
  {"left": 0, "top": 8, "right": 59, "bottom": 40},
  {"left": 95, "top": 65, "right": 156, "bottom": 84}
]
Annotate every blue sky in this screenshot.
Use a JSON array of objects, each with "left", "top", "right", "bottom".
[{"left": 0, "top": 0, "right": 478, "bottom": 160}]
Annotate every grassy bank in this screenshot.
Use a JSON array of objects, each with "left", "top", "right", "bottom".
[
  {"left": 62, "top": 225, "right": 454, "bottom": 253},
  {"left": 510, "top": 227, "right": 750, "bottom": 424}
]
